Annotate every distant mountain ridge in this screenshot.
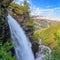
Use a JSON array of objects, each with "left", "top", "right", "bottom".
[
  {"left": 31, "top": 15, "right": 60, "bottom": 30},
  {"left": 31, "top": 15, "right": 60, "bottom": 22}
]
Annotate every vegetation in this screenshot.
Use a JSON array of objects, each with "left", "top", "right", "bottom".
[
  {"left": 34, "top": 23, "right": 60, "bottom": 49},
  {"left": 10, "top": 3, "right": 24, "bottom": 14},
  {"left": 1, "top": 0, "right": 60, "bottom": 60},
  {"left": 9, "top": 1, "right": 33, "bottom": 26},
  {"left": 51, "top": 48, "right": 60, "bottom": 60},
  {"left": 10, "top": 2, "right": 60, "bottom": 60},
  {"left": 0, "top": 0, "right": 15, "bottom": 59},
  {"left": 0, "top": 1, "right": 34, "bottom": 60},
  {"left": 10, "top": 1, "right": 30, "bottom": 18},
  {"left": 34, "top": 23, "right": 60, "bottom": 60},
  {"left": 0, "top": 41, "right": 16, "bottom": 60}
]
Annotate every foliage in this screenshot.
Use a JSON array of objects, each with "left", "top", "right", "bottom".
[
  {"left": 10, "top": 3, "right": 24, "bottom": 14},
  {"left": 26, "top": 19, "right": 34, "bottom": 27},
  {"left": 10, "top": 1, "right": 31, "bottom": 23},
  {"left": 2, "top": 0, "right": 13, "bottom": 7},
  {"left": 51, "top": 48, "right": 60, "bottom": 60},
  {"left": 10, "top": 1, "right": 30, "bottom": 15},
  {"left": 34, "top": 23, "right": 60, "bottom": 49},
  {"left": 23, "top": 0, "right": 30, "bottom": 13},
  {"left": 10, "top": 2, "right": 34, "bottom": 29},
  {"left": 44, "top": 49, "right": 60, "bottom": 60},
  {"left": 0, "top": 41, "right": 16, "bottom": 60},
  {"left": 23, "top": 0, "right": 30, "bottom": 20},
  {"left": 34, "top": 23, "right": 60, "bottom": 60}
]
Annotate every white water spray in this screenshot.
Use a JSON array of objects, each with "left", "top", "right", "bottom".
[
  {"left": 35, "top": 39, "right": 51, "bottom": 60},
  {"left": 7, "top": 15, "right": 35, "bottom": 60},
  {"left": 7, "top": 15, "right": 51, "bottom": 60}
]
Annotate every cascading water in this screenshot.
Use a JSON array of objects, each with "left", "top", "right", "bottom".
[
  {"left": 7, "top": 15, "right": 35, "bottom": 60},
  {"left": 7, "top": 15, "right": 51, "bottom": 60},
  {"left": 35, "top": 39, "right": 51, "bottom": 60}
]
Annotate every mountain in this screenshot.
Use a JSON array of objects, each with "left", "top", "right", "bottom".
[{"left": 32, "top": 15, "right": 60, "bottom": 30}]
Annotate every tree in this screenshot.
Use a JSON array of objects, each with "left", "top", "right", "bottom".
[{"left": 23, "top": 0, "right": 30, "bottom": 21}]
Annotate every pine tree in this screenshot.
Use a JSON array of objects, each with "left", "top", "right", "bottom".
[{"left": 23, "top": 0, "right": 30, "bottom": 21}]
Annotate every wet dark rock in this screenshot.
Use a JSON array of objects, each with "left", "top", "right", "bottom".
[
  {"left": 8, "top": 2, "right": 39, "bottom": 57},
  {"left": 32, "top": 42, "right": 39, "bottom": 57},
  {"left": 0, "top": 0, "right": 13, "bottom": 42},
  {"left": 0, "top": 18, "right": 10, "bottom": 43},
  {"left": 10, "top": 47, "right": 15, "bottom": 56},
  {"left": 0, "top": 0, "right": 14, "bottom": 57}
]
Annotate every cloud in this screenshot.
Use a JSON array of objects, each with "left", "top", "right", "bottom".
[
  {"left": 14, "top": 0, "right": 31, "bottom": 5},
  {"left": 14, "top": 0, "right": 60, "bottom": 21},
  {"left": 31, "top": 7, "right": 42, "bottom": 15},
  {"left": 15, "top": 0, "right": 24, "bottom": 2},
  {"left": 13, "top": 0, "right": 24, "bottom": 5},
  {"left": 31, "top": 6, "right": 60, "bottom": 21},
  {"left": 14, "top": 0, "right": 30, "bottom": 3}
]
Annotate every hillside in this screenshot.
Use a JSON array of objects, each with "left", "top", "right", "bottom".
[
  {"left": 34, "top": 23, "right": 60, "bottom": 49},
  {"left": 32, "top": 15, "right": 60, "bottom": 30},
  {"left": 1, "top": 0, "right": 60, "bottom": 60},
  {"left": 34, "top": 23, "right": 60, "bottom": 60}
]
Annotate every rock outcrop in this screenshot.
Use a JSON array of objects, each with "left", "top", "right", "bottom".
[
  {"left": 8, "top": 2, "right": 39, "bottom": 56},
  {"left": 0, "top": 0, "right": 13, "bottom": 43}
]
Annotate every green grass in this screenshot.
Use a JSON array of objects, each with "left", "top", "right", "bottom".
[
  {"left": 0, "top": 41, "right": 16, "bottom": 60},
  {"left": 34, "top": 23, "right": 60, "bottom": 49},
  {"left": 34, "top": 23, "right": 60, "bottom": 60}
]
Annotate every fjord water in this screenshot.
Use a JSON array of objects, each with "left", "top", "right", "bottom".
[{"left": 7, "top": 15, "right": 34, "bottom": 60}]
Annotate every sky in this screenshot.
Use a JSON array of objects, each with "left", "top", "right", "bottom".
[{"left": 14, "top": 0, "right": 60, "bottom": 21}]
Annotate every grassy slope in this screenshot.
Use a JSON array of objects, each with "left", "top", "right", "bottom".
[{"left": 34, "top": 23, "right": 60, "bottom": 49}]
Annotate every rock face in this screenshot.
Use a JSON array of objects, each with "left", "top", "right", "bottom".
[
  {"left": 8, "top": 2, "right": 39, "bottom": 56},
  {"left": 0, "top": 0, "right": 13, "bottom": 43}
]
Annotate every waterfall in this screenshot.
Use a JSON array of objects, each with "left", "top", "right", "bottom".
[
  {"left": 7, "top": 15, "right": 35, "bottom": 60},
  {"left": 35, "top": 40, "right": 51, "bottom": 60},
  {"left": 7, "top": 15, "right": 51, "bottom": 60}
]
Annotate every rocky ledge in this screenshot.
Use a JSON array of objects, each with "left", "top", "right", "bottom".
[{"left": 0, "top": 0, "right": 13, "bottom": 43}]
